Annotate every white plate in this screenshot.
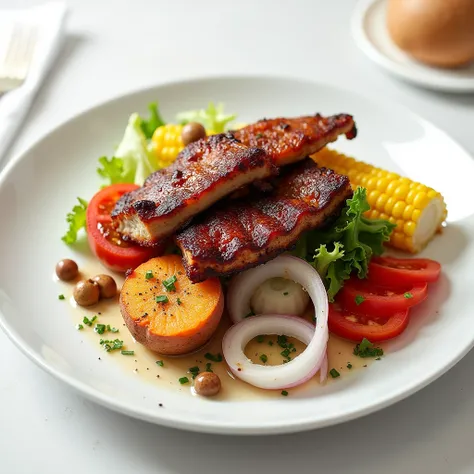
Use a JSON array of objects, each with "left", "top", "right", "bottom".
[
  {"left": 1, "top": 75, "right": 474, "bottom": 435},
  {"left": 352, "top": 0, "right": 474, "bottom": 92}
]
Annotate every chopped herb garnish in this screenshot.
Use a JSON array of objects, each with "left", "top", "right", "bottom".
[
  {"left": 76, "top": 324, "right": 84, "bottom": 330},
  {"left": 106, "top": 325, "right": 119, "bottom": 333},
  {"left": 277, "top": 335, "right": 288, "bottom": 348},
  {"left": 280, "top": 348, "right": 291, "bottom": 358},
  {"left": 404, "top": 292, "right": 413, "bottom": 299},
  {"left": 179, "top": 376, "right": 189, "bottom": 385},
  {"left": 281, "top": 390, "right": 289, "bottom": 396},
  {"left": 156, "top": 360, "right": 164, "bottom": 367},
  {"left": 355, "top": 295, "right": 365, "bottom": 305},
  {"left": 155, "top": 295, "right": 169, "bottom": 304},
  {"left": 205, "top": 362, "right": 212, "bottom": 372},
  {"left": 100, "top": 338, "right": 123, "bottom": 352},
  {"left": 329, "top": 368, "right": 340, "bottom": 378},
  {"left": 376, "top": 357, "right": 381, "bottom": 361},
  {"left": 283, "top": 292, "right": 289, "bottom": 296},
  {"left": 347, "top": 363, "right": 353, "bottom": 369},
  {"left": 189, "top": 366, "right": 200, "bottom": 374},
  {"left": 163, "top": 275, "right": 177, "bottom": 292},
  {"left": 176, "top": 297, "right": 182, "bottom": 306},
  {"left": 259, "top": 354, "right": 268, "bottom": 363},
  {"left": 244, "top": 310, "right": 256, "bottom": 318},
  {"left": 121, "top": 350, "right": 135, "bottom": 356},
  {"left": 145, "top": 270, "right": 154, "bottom": 280},
  {"left": 204, "top": 352, "right": 223, "bottom": 362},
  {"left": 268, "top": 340, "right": 274, "bottom": 346},
  {"left": 353, "top": 338, "right": 384, "bottom": 358},
  {"left": 256, "top": 335, "right": 265, "bottom": 343},
  {"left": 83, "top": 316, "right": 97, "bottom": 327},
  {"left": 58, "top": 294, "right": 65, "bottom": 300},
  {"left": 94, "top": 323, "right": 106, "bottom": 335}
]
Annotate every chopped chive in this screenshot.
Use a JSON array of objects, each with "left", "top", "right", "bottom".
[
  {"left": 280, "top": 348, "right": 291, "bottom": 358},
  {"left": 121, "top": 350, "right": 135, "bottom": 356},
  {"left": 205, "top": 362, "right": 212, "bottom": 372},
  {"left": 292, "top": 348, "right": 297, "bottom": 353},
  {"left": 277, "top": 335, "right": 288, "bottom": 348},
  {"left": 83, "top": 316, "right": 92, "bottom": 326},
  {"left": 145, "top": 270, "right": 154, "bottom": 280},
  {"left": 244, "top": 310, "right": 255, "bottom": 318},
  {"left": 204, "top": 352, "right": 223, "bottom": 362},
  {"left": 354, "top": 295, "right": 365, "bottom": 305},
  {"left": 156, "top": 360, "right": 164, "bottom": 367},
  {"left": 268, "top": 340, "right": 274, "bottom": 346},
  {"left": 329, "top": 368, "right": 340, "bottom": 378},
  {"left": 179, "top": 376, "right": 189, "bottom": 385},
  {"left": 155, "top": 295, "right": 169, "bottom": 304},
  {"left": 256, "top": 335, "right": 265, "bottom": 343},
  {"left": 94, "top": 323, "right": 106, "bottom": 335},
  {"left": 259, "top": 354, "right": 268, "bottom": 363},
  {"left": 283, "top": 292, "right": 289, "bottom": 296},
  {"left": 347, "top": 363, "right": 353, "bottom": 369},
  {"left": 76, "top": 324, "right": 84, "bottom": 330},
  {"left": 404, "top": 292, "right": 413, "bottom": 299},
  {"left": 281, "top": 390, "right": 289, "bottom": 396},
  {"left": 376, "top": 357, "right": 381, "bottom": 361},
  {"left": 353, "top": 338, "right": 384, "bottom": 358},
  {"left": 58, "top": 294, "right": 65, "bottom": 300},
  {"left": 188, "top": 366, "right": 200, "bottom": 374},
  {"left": 100, "top": 339, "right": 123, "bottom": 352},
  {"left": 176, "top": 297, "right": 182, "bottom": 306},
  {"left": 163, "top": 275, "right": 177, "bottom": 292}
]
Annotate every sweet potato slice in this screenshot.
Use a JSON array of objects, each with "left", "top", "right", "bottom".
[{"left": 120, "top": 255, "right": 224, "bottom": 355}]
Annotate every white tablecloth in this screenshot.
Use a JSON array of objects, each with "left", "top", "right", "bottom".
[{"left": 1, "top": 1, "right": 473, "bottom": 473}]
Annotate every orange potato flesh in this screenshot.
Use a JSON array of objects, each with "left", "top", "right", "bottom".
[{"left": 120, "top": 255, "right": 224, "bottom": 355}]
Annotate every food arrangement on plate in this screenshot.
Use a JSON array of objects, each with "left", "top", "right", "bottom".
[{"left": 56, "top": 101, "right": 446, "bottom": 398}]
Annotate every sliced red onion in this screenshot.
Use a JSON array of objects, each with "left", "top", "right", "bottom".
[
  {"left": 224, "top": 255, "right": 329, "bottom": 389},
  {"left": 320, "top": 353, "right": 328, "bottom": 383}
]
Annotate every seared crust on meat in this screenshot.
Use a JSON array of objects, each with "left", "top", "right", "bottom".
[
  {"left": 112, "top": 133, "right": 276, "bottom": 245},
  {"left": 232, "top": 114, "right": 357, "bottom": 166},
  {"left": 176, "top": 159, "right": 353, "bottom": 282}
]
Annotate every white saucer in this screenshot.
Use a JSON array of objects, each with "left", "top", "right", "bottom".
[{"left": 352, "top": 0, "right": 474, "bottom": 93}]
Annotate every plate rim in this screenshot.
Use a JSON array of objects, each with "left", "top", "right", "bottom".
[
  {"left": 351, "top": 0, "right": 474, "bottom": 93},
  {"left": 1, "top": 74, "right": 473, "bottom": 435}
]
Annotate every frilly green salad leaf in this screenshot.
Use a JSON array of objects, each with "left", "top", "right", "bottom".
[
  {"left": 140, "top": 102, "right": 166, "bottom": 139},
  {"left": 293, "top": 187, "right": 395, "bottom": 301},
  {"left": 97, "top": 113, "right": 157, "bottom": 187},
  {"left": 176, "top": 102, "right": 237, "bottom": 133},
  {"left": 62, "top": 197, "right": 88, "bottom": 244}
]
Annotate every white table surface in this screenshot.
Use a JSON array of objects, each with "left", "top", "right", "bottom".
[{"left": 1, "top": 1, "right": 474, "bottom": 473}]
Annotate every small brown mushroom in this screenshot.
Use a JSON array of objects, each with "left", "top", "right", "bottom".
[
  {"left": 55, "top": 259, "right": 79, "bottom": 281},
  {"left": 73, "top": 279, "right": 100, "bottom": 307},
  {"left": 181, "top": 122, "right": 206, "bottom": 146},
  {"left": 194, "top": 372, "right": 221, "bottom": 397},
  {"left": 92, "top": 274, "right": 117, "bottom": 299}
]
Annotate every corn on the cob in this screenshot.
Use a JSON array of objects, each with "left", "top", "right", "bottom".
[
  {"left": 151, "top": 124, "right": 218, "bottom": 168},
  {"left": 312, "top": 148, "right": 447, "bottom": 253}
]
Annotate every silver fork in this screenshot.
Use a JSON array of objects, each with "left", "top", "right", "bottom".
[{"left": 0, "top": 23, "right": 37, "bottom": 94}]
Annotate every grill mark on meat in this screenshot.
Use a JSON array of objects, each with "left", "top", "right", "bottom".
[{"left": 176, "top": 159, "right": 353, "bottom": 282}]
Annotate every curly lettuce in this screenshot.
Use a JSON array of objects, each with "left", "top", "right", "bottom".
[
  {"left": 61, "top": 197, "right": 88, "bottom": 244},
  {"left": 176, "top": 102, "right": 236, "bottom": 133},
  {"left": 293, "top": 187, "right": 395, "bottom": 301}
]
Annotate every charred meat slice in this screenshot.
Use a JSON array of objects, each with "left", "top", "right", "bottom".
[
  {"left": 112, "top": 133, "right": 276, "bottom": 245},
  {"left": 176, "top": 159, "right": 353, "bottom": 282},
  {"left": 232, "top": 114, "right": 356, "bottom": 166}
]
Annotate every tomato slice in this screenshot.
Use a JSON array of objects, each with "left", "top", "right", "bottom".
[
  {"left": 328, "top": 303, "right": 409, "bottom": 342},
  {"left": 369, "top": 256, "right": 441, "bottom": 287},
  {"left": 86, "top": 184, "right": 162, "bottom": 273},
  {"left": 340, "top": 278, "right": 428, "bottom": 316}
]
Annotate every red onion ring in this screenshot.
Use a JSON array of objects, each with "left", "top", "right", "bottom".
[{"left": 223, "top": 255, "right": 329, "bottom": 389}]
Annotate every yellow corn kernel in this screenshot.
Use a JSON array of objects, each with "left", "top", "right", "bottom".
[{"left": 311, "top": 148, "right": 447, "bottom": 253}]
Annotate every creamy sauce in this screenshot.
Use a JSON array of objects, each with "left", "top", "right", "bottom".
[{"left": 55, "top": 263, "right": 375, "bottom": 399}]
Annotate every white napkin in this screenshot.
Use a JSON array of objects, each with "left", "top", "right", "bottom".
[{"left": 0, "top": 2, "right": 67, "bottom": 164}]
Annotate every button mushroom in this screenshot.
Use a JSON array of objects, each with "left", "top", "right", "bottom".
[
  {"left": 55, "top": 259, "right": 79, "bottom": 281},
  {"left": 92, "top": 274, "right": 117, "bottom": 299},
  {"left": 73, "top": 279, "right": 100, "bottom": 307},
  {"left": 181, "top": 122, "right": 206, "bottom": 146},
  {"left": 194, "top": 372, "right": 221, "bottom": 397}
]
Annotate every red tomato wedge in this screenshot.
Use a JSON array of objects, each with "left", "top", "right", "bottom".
[
  {"left": 340, "top": 278, "right": 428, "bottom": 316},
  {"left": 369, "top": 256, "right": 441, "bottom": 288},
  {"left": 328, "top": 303, "right": 410, "bottom": 342},
  {"left": 86, "top": 184, "right": 161, "bottom": 273}
]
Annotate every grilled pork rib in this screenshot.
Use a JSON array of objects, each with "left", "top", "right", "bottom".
[
  {"left": 176, "top": 159, "right": 353, "bottom": 282},
  {"left": 112, "top": 133, "right": 276, "bottom": 245},
  {"left": 112, "top": 114, "right": 356, "bottom": 245}
]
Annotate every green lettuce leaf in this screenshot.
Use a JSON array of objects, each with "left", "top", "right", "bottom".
[
  {"left": 97, "top": 113, "right": 157, "bottom": 186},
  {"left": 176, "top": 102, "right": 236, "bottom": 133},
  {"left": 140, "top": 102, "right": 166, "bottom": 139},
  {"left": 62, "top": 197, "right": 88, "bottom": 245},
  {"left": 295, "top": 187, "right": 395, "bottom": 301}
]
